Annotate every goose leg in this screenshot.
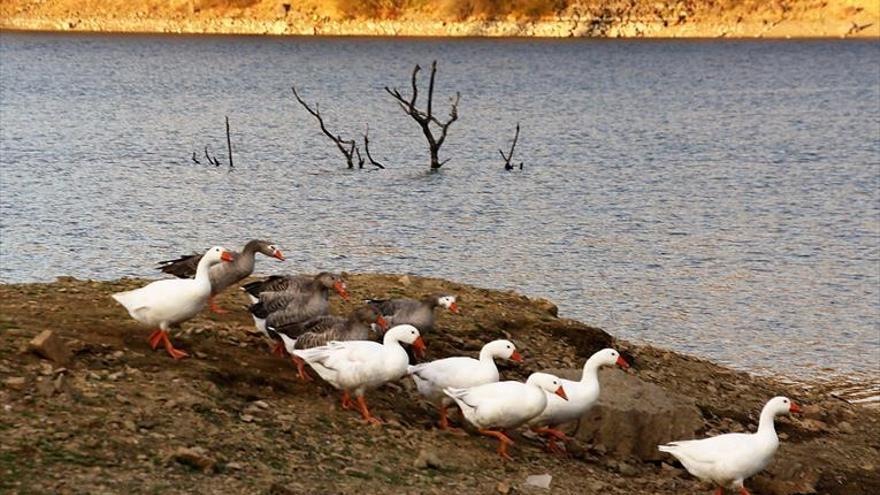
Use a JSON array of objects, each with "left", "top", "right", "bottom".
[
  {"left": 158, "top": 331, "right": 188, "bottom": 360},
  {"left": 291, "top": 355, "right": 313, "bottom": 382},
  {"left": 271, "top": 341, "right": 286, "bottom": 357},
  {"left": 208, "top": 295, "right": 227, "bottom": 315},
  {"left": 148, "top": 329, "right": 163, "bottom": 350},
  {"left": 532, "top": 426, "right": 568, "bottom": 455},
  {"left": 355, "top": 395, "right": 382, "bottom": 426},
  {"left": 437, "top": 405, "right": 465, "bottom": 435},
  {"left": 478, "top": 429, "right": 514, "bottom": 461},
  {"left": 713, "top": 488, "right": 723, "bottom": 495},
  {"left": 738, "top": 488, "right": 751, "bottom": 495},
  {"left": 340, "top": 391, "right": 353, "bottom": 410}
]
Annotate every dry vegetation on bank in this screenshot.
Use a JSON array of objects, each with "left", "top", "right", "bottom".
[
  {"left": 1, "top": 274, "right": 878, "bottom": 494},
  {"left": 1, "top": 0, "right": 877, "bottom": 37}
]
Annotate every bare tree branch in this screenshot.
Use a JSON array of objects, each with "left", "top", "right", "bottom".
[
  {"left": 385, "top": 60, "right": 460, "bottom": 170},
  {"left": 291, "top": 84, "right": 359, "bottom": 169},
  {"left": 500, "top": 122, "right": 522, "bottom": 171},
  {"left": 204, "top": 145, "right": 219, "bottom": 166},
  {"left": 225, "top": 115, "right": 234, "bottom": 168},
  {"left": 362, "top": 124, "right": 386, "bottom": 169}
]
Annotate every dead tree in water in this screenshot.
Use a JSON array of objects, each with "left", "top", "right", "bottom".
[
  {"left": 362, "top": 124, "right": 385, "bottom": 169},
  {"left": 291, "top": 85, "right": 359, "bottom": 169},
  {"left": 225, "top": 115, "right": 234, "bottom": 168},
  {"left": 204, "top": 145, "right": 219, "bottom": 166},
  {"left": 499, "top": 123, "right": 523, "bottom": 171},
  {"left": 385, "top": 61, "right": 460, "bottom": 170}
]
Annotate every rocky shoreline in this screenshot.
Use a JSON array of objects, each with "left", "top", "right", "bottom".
[
  {"left": 1, "top": 1, "right": 878, "bottom": 38},
  {"left": 1, "top": 274, "right": 878, "bottom": 494}
]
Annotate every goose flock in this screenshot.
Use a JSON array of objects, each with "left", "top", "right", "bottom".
[{"left": 111, "top": 241, "right": 802, "bottom": 495}]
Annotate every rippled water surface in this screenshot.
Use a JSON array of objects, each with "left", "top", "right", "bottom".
[{"left": 1, "top": 33, "right": 878, "bottom": 382}]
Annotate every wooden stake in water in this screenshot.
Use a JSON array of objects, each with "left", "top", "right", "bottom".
[{"left": 225, "top": 115, "right": 233, "bottom": 168}]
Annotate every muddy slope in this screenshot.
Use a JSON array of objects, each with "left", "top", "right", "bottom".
[{"left": 1, "top": 274, "right": 878, "bottom": 494}]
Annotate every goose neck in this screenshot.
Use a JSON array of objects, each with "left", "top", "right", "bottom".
[
  {"left": 757, "top": 403, "right": 779, "bottom": 438},
  {"left": 580, "top": 356, "right": 603, "bottom": 384}
]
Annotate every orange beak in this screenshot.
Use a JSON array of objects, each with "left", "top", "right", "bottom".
[
  {"left": 411, "top": 336, "right": 426, "bottom": 358},
  {"left": 273, "top": 249, "right": 285, "bottom": 261},
  {"left": 616, "top": 356, "right": 630, "bottom": 369},
  {"left": 376, "top": 315, "right": 389, "bottom": 331},
  {"left": 510, "top": 351, "right": 523, "bottom": 363},
  {"left": 449, "top": 302, "right": 459, "bottom": 314},
  {"left": 334, "top": 281, "right": 350, "bottom": 302},
  {"left": 555, "top": 385, "right": 568, "bottom": 401},
  {"left": 789, "top": 402, "right": 801, "bottom": 414},
  {"left": 220, "top": 251, "right": 234, "bottom": 262}
]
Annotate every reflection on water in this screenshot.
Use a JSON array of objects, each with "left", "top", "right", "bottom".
[{"left": 1, "top": 34, "right": 878, "bottom": 384}]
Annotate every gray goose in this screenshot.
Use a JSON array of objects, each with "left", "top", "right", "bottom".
[
  {"left": 157, "top": 239, "right": 284, "bottom": 313},
  {"left": 246, "top": 272, "right": 349, "bottom": 356},
  {"left": 266, "top": 305, "right": 388, "bottom": 381},
  {"left": 366, "top": 294, "right": 459, "bottom": 334},
  {"left": 241, "top": 272, "right": 349, "bottom": 312}
]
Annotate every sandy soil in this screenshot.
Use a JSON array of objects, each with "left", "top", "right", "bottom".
[
  {"left": 0, "top": 0, "right": 877, "bottom": 38},
  {"left": 1, "top": 273, "right": 878, "bottom": 494}
]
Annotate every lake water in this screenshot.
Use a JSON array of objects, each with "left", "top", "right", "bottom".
[{"left": 1, "top": 33, "right": 878, "bottom": 385}]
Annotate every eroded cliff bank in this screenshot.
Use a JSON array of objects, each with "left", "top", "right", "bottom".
[{"left": 1, "top": 0, "right": 878, "bottom": 38}]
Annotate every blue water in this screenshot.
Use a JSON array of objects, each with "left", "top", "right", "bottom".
[{"left": 1, "top": 33, "right": 878, "bottom": 382}]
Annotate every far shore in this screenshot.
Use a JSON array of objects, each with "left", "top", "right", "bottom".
[{"left": 2, "top": 15, "right": 878, "bottom": 40}]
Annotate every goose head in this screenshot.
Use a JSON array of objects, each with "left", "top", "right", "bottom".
[
  {"left": 483, "top": 339, "right": 523, "bottom": 362},
  {"left": 316, "top": 272, "right": 350, "bottom": 302},
  {"left": 256, "top": 241, "right": 285, "bottom": 261},
  {"left": 205, "top": 246, "right": 234, "bottom": 264},
  {"left": 385, "top": 324, "right": 426, "bottom": 358},
  {"left": 354, "top": 305, "right": 388, "bottom": 332},
  {"left": 527, "top": 372, "right": 568, "bottom": 401},
  {"left": 436, "top": 294, "right": 459, "bottom": 314},
  {"left": 767, "top": 396, "right": 801, "bottom": 416},
  {"left": 590, "top": 348, "right": 630, "bottom": 370}
]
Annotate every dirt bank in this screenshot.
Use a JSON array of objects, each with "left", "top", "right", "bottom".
[
  {"left": 1, "top": 274, "right": 878, "bottom": 494},
  {"left": 1, "top": 0, "right": 878, "bottom": 38}
]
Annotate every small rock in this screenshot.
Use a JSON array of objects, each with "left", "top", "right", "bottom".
[
  {"left": 617, "top": 462, "right": 639, "bottom": 477},
  {"left": 413, "top": 448, "right": 443, "bottom": 469},
  {"left": 532, "top": 298, "right": 558, "bottom": 317},
  {"left": 496, "top": 481, "right": 511, "bottom": 494},
  {"left": 252, "top": 400, "right": 269, "bottom": 410},
  {"left": 111, "top": 350, "right": 125, "bottom": 359},
  {"left": 3, "top": 377, "right": 26, "bottom": 391},
  {"left": 398, "top": 275, "right": 411, "bottom": 286},
  {"left": 172, "top": 446, "right": 216, "bottom": 473},
  {"left": 837, "top": 421, "right": 854, "bottom": 434},
  {"left": 240, "top": 414, "right": 255, "bottom": 423},
  {"left": 226, "top": 461, "right": 244, "bottom": 471},
  {"left": 524, "top": 474, "right": 552, "bottom": 489},
  {"left": 802, "top": 404, "right": 823, "bottom": 420},
  {"left": 28, "top": 330, "right": 71, "bottom": 364},
  {"left": 799, "top": 418, "right": 828, "bottom": 433}
]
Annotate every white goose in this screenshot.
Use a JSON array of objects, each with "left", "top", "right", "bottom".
[
  {"left": 286, "top": 324, "right": 425, "bottom": 425},
  {"left": 444, "top": 372, "right": 568, "bottom": 460},
  {"left": 408, "top": 339, "right": 522, "bottom": 431},
  {"left": 658, "top": 396, "right": 801, "bottom": 495},
  {"left": 112, "top": 246, "right": 233, "bottom": 359},
  {"left": 528, "top": 348, "right": 629, "bottom": 453}
]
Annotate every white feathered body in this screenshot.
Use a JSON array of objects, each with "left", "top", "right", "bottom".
[
  {"left": 409, "top": 356, "right": 500, "bottom": 406},
  {"left": 658, "top": 432, "right": 779, "bottom": 488},
  {"left": 112, "top": 277, "right": 211, "bottom": 329},
  {"left": 529, "top": 377, "right": 599, "bottom": 427},
  {"left": 293, "top": 340, "right": 409, "bottom": 396},
  {"left": 445, "top": 381, "right": 547, "bottom": 430}
]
